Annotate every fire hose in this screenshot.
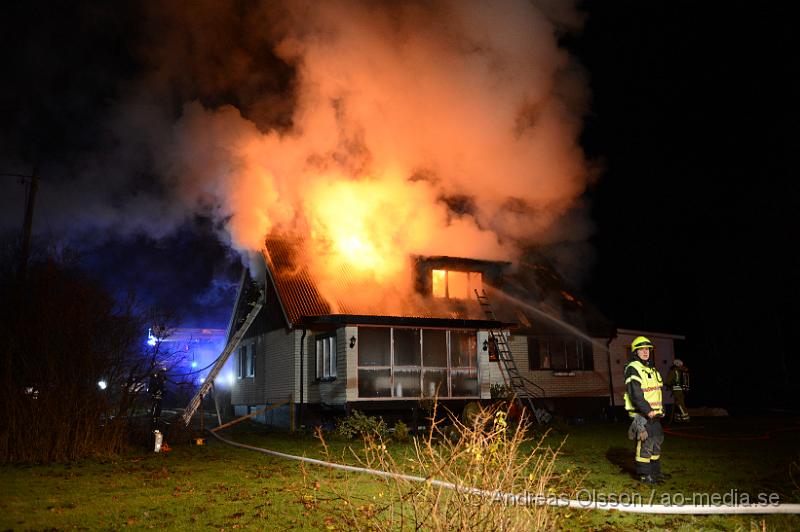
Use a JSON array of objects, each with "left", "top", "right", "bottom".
[{"left": 206, "top": 429, "right": 800, "bottom": 515}]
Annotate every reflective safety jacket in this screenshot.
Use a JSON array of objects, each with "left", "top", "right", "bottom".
[
  {"left": 667, "top": 366, "right": 690, "bottom": 391},
  {"left": 624, "top": 359, "right": 664, "bottom": 417}
]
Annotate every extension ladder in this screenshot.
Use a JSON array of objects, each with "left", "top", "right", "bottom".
[
  {"left": 475, "top": 289, "right": 552, "bottom": 424},
  {"left": 181, "top": 294, "right": 264, "bottom": 426}
]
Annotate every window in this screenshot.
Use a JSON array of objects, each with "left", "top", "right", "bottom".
[
  {"left": 357, "top": 327, "right": 479, "bottom": 398},
  {"left": 315, "top": 335, "right": 337, "bottom": 380},
  {"left": 526, "top": 336, "right": 594, "bottom": 371},
  {"left": 393, "top": 328, "right": 421, "bottom": 365},
  {"left": 358, "top": 328, "right": 391, "bottom": 396},
  {"left": 451, "top": 331, "right": 477, "bottom": 368},
  {"left": 238, "top": 343, "right": 255, "bottom": 378},
  {"left": 527, "top": 337, "right": 540, "bottom": 370},
  {"left": 431, "top": 270, "right": 482, "bottom": 299},
  {"left": 237, "top": 345, "right": 246, "bottom": 378},
  {"left": 248, "top": 343, "right": 256, "bottom": 377}
]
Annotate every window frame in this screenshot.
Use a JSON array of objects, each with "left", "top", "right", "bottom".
[
  {"left": 237, "top": 345, "right": 246, "bottom": 379},
  {"left": 247, "top": 343, "right": 256, "bottom": 378},
  {"left": 526, "top": 336, "right": 594, "bottom": 371},
  {"left": 431, "top": 269, "right": 483, "bottom": 300},
  {"left": 315, "top": 334, "right": 337, "bottom": 382},
  {"left": 356, "top": 326, "right": 480, "bottom": 399}
]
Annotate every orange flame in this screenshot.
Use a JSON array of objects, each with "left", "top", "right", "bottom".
[{"left": 168, "top": 0, "right": 590, "bottom": 311}]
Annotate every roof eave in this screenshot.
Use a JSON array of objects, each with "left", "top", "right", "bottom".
[{"left": 297, "top": 314, "right": 509, "bottom": 330}]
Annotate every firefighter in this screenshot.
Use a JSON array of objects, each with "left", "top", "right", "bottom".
[
  {"left": 624, "top": 336, "right": 671, "bottom": 484},
  {"left": 667, "top": 359, "right": 691, "bottom": 422}
]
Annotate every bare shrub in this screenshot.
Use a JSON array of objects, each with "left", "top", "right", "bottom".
[
  {"left": 314, "top": 402, "right": 572, "bottom": 531},
  {"left": 0, "top": 258, "right": 175, "bottom": 463}
]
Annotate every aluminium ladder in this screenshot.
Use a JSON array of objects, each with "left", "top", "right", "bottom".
[
  {"left": 181, "top": 295, "right": 264, "bottom": 426},
  {"left": 475, "top": 289, "right": 552, "bottom": 425}
]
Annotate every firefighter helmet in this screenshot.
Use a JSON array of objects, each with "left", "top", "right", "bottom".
[{"left": 631, "top": 336, "right": 654, "bottom": 353}]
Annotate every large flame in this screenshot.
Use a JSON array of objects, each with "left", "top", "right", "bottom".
[{"left": 166, "top": 0, "right": 590, "bottom": 311}]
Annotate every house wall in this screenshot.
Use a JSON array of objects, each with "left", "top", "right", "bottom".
[
  {"left": 477, "top": 330, "right": 491, "bottom": 400},
  {"left": 232, "top": 326, "right": 506, "bottom": 420},
  {"left": 487, "top": 332, "right": 613, "bottom": 400},
  {"left": 609, "top": 331, "right": 680, "bottom": 406},
  {"left": 303, "top": 327, "right": 350, "bottom": 406},
  {"left": 231, "top": 328, "right": 298, "bottom": 407},
  {"left": 231, "top": 327, "right": 353, "bottom": 421}
]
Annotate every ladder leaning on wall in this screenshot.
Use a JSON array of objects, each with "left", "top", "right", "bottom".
[
  {"left": 475, "top": 289, "right": 552, "bottom": 425},
  {"left": 181, "top": 294, "right": 264, "bottom": 426}
]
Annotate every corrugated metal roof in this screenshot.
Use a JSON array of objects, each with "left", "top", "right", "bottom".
[
  {"left": 261, "top": 235, "right": 614, "bottom": 337},
  {"left": 262, "top": 235, "right": 489, "bottom": 325}
]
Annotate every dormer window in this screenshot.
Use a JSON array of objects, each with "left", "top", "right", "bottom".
[{"left": 432, "top": 269, "right": 483, "bottom": 299}]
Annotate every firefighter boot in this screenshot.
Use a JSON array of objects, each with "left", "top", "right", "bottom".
[
  {"left": 636, "top": 462, "right": 661, "bottom": 485},
  {"left": 651, "top": 459, "right": 672, "bottom": 481}
]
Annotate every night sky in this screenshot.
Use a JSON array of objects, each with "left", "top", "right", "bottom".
[{"left": 1, "top": 1, "right": 797, "bottom": 407}]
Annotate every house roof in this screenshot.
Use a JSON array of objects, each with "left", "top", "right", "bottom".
[
  {"left": 262, "top": 236, "right": 341, "bottom": 322},
  {"left": 256, "top": 235, "right": 615, "bottom": 338},
  {"left": 261, "top": 236, "right": 500, "bottom": 328},
  {"left": 490, "top": 255, "right": 616, "bottom": 338}
]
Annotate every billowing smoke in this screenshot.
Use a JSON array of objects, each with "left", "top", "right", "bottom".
[
  {"left": 1, "top": 0, "right": 592, "bottom": 313},
  {"left": 161, "top": 0, "right": 591, "bottom": 308}
]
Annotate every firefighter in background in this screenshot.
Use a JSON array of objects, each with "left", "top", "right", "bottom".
[
  {"left": 667, "top": 359, "right": 691, "bottom": 422},
  {"left": 624, "top": 336, "right": 671, "bottom": 484}
]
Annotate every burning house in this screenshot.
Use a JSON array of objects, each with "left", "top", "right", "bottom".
[
  {"left": 225, "top": 235, "right": 617, "bottom": 426},
  {"left": 152, "top": 1, "right": 634, "bottom": 427}
]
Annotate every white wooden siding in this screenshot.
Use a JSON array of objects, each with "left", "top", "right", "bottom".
[
  {"left": 485, "top": 333, "right": 613, "bottom": 399},
  {"left": 231, "top": 328, "right": 298, "bottom": 406},
  {"left": 303, "top": 328, "right": 348, "bottom": 406}
]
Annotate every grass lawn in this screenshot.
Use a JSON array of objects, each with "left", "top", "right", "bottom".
[{"left": 1, "top": 416, "right": 798, "bottom": 530}]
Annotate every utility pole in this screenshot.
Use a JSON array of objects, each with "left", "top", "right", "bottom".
[
  {"left": 0, "top": 168, "right": 38, "bottom": 278},
  {"left": 19, "top": 167, "right": 39, "bottom": 278}
]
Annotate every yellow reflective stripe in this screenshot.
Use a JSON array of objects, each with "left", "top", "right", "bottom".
[
  {"left": 626, "top": 375, "right": 642, "bottom": 384},
  {"left": 635, "top": 440, "right": 650, "bottom": 462},
  {"left": 651, "top": 455, "right": 660, "bottom": 461}
]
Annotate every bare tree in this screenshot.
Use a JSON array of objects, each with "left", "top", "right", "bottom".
[{"left": 0, "top": 255, "right": 173, "bottom": 462}]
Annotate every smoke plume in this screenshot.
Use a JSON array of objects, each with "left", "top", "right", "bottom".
[{"left": 1, "top": 0, "right": 592, "bottom": 312}]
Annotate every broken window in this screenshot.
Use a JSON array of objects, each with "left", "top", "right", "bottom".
[{"left": 431, "top": 270, "right": 482, "bottom": 299}]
